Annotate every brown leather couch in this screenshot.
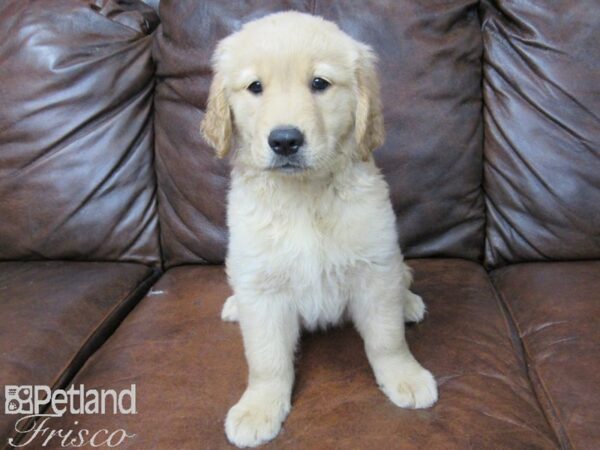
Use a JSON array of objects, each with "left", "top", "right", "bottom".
[{"left": 1, "top": 1, "right": 598, "bottom": 449}]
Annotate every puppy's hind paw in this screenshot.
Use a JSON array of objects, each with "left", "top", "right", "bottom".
[
  {"left": 221, "top": 295, "right": 239, "bottom": 322},
  {"left": 404, "top": 291, "right": 426, "bottom": 323}
]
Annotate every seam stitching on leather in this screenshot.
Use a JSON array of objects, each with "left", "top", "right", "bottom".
[
  {"left": 476, "top": 0, "right": 488, "bottom": 266},
  {"left": 50, "top": 267, "right": 161, "bottom": 389},
  {"left": 148, "top": 81, "right": 166, "bottom": 272}
]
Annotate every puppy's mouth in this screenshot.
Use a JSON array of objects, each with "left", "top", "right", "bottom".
[
  {"left": 274, "top": 162, "right": 305, "bottom": 172},
  {"left": 268, "top": 157, "right": 308, "bottom": 173}
]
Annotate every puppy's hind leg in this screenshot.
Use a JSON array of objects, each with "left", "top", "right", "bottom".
[
  {"left": 350, "top": 261, "right": 437, "bottom": 409},
  {"left": 399, "top": 266, "right": 425, "bottom": 323},
  {"left": 221, "top": 295, "right": 239, "bottom": 322},
  {"left": 404, "top": 290, "right": 426, "bottom": 323},
  {"left": 225, "top": 293, "right": 299, "bottom": 448}
]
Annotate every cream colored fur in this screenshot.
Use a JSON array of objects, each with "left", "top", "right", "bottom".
[{"left": 201, "top": 12, "right": 437, "bottom": 448}]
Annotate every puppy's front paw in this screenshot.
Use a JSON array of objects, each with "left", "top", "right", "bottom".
[
  {"left": 404, "top": 291, "right": 426, "bottom": 323},
  {"left": 225, "top": 395, "right": 289, "bottom": 448},
  {"left": 221, "top": 295, "right": 239, "bottom": 322},
  {"left": 380, "top": 366, "right": 437, "bottom": 409}
]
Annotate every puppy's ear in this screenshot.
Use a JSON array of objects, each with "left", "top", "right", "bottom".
[
  {"left": 354, "top": 44, "right": 385, "bottom": 161},
  {"left": 200, "top": 73, "right": 232, "bottom": 158}
]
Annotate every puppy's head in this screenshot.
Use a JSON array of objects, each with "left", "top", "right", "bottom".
[{"left": 201, "top": 12, "right": 384, "bottom": 175}]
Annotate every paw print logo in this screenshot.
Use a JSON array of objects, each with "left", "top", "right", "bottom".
[{"left": 7, "top": 399, "right": 19, "bottom": 412}]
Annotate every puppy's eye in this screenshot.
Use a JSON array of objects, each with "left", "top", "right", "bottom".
[
  {"left": 311, "top": 77, "right": 330, "bottom": 92},
  {"left": 247, "top": 81, "right": 263, "bottom": 95}
]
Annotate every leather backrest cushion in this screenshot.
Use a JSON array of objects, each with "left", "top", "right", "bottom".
[
  {"left": 482, "top": 0, "right": 600, "bottom": 267},
  {"left": 0, "top": 0, "right": 161, "bottom": 265},
  {"left": 142, "top": 0, "right": 160, "bottom": 15},
  {"left": 154, "top": 0, "right": 485, "bottom": 267}
]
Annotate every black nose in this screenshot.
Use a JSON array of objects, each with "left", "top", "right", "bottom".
[{"left": 268, "top": 127, "right": 304, "bottom": 156}]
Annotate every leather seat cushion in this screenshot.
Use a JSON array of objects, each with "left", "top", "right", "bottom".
[
  {"left": 41, "top": 260, "right": 558, "bottom": 449},
  {"left": 492, "top": 262, "right": 600, "bottom": 450},
  {"left": 0, "top": 261, "right": 158, "bottom": 444}
]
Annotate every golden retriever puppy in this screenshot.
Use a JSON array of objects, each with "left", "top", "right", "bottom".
[{"left": 201, "top": 11, "right": 437, "bottom": 448}]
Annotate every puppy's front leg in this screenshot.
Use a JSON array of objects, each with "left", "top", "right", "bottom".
[
  {"left": 225, "top": 294, "right": 299, "bottom": 448},
  {"left": 351, "top": 263, "right": 438, "bottom": 409}
]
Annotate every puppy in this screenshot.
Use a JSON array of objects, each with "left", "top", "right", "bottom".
[{"left": 201, "top": 12, "right": 437, "bottom": 448}]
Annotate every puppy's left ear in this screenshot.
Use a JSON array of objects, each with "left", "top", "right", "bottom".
[
  {"left": 200, "top": 73, "right": 233, "bottom": 158},
  {"left": 354, "top": 44, "right": 385, "bottom": 161}
]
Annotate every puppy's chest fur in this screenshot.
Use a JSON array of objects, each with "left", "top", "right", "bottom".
[{"left": 227, "top": 163, "right": 398, "bottom": 329}]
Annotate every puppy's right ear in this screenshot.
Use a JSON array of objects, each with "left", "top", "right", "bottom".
[
  {"left": 354, "top": 44, "right": 385, "bottom": 161},
  {"left": 200, "top": 73, "right": 232, "bottom": 158}
]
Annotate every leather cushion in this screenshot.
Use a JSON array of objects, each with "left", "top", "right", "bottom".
[
  {"left": 153, "top": 0, "right": 485, "bottom": 267},
  {"left": 482, "top": 0, "right": 600, "bottom": 267},
  {"left": 42, "top": 260, "right": 557, "bottom": 449},
  {"left": 492, "top": 262, "right": 600, "bottom": 450},
  {"left": 0, "top": 261, "right": 158, "bottom": 445},
  {"left": 0, "top": 0, "right": 161, "bottom": 265}
]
